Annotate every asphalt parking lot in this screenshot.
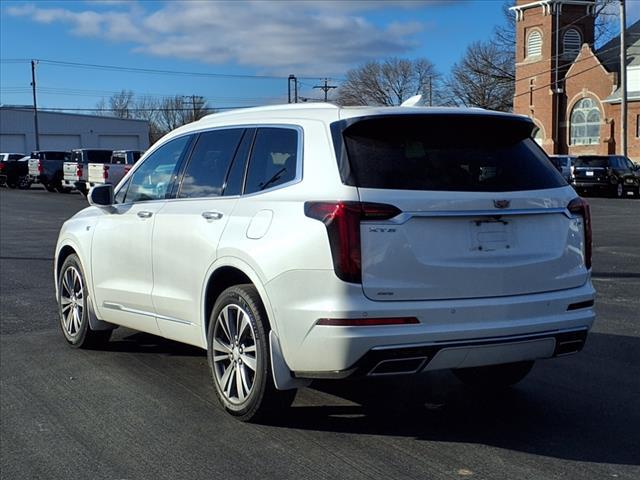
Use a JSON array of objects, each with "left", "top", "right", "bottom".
[{"left": 1, "top": 186, "right": 638, "bottom": 480}]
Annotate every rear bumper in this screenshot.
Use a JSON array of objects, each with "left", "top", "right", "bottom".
[
  {"left": 265, "top": 270, "right": 596, "bottom": 375},
  {"left": 304, "top": 328, "right": 588, "bottom": 378}
]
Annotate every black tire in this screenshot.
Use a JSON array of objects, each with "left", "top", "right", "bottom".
[
  {"left": 611, "top": 182, "right": 624, "bottom": 198},
  {"left": 207, "top": 284, "right": 296, "bottom": 422},
  {"left": 56, "top": 185, "right": 72, "bottom": 193},
  {"left": 17, "top": 177, "right": 31, "bottom": 190},
  {"left": 58, "top": 254, "right": 112, "bottom": 349},
  {"left": 453, "top": 361, "right": 534, "bottom": 389},
  {"left": 44, "top": 183, "right": 56, "bottom": 192}
]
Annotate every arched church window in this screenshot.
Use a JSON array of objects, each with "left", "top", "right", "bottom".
[
  {"left": 527, "top": 30, "right": 542, "bottom": 58},
  {"left": 570, "top": 98, "right": 600, "bottom": 145},
  {"left": 563, "top": 28, "right": 581, "bottom": 57}
]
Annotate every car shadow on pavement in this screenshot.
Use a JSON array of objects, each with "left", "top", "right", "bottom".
[
  {"left": 103, "top": 331, "right": 206, "bottom": 357},
  {"left": 268, "top": 331, "right": 640, "bottom": 467}
]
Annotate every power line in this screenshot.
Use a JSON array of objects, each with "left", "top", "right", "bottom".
[{"left": 0, "top": 58, "right": 344, "bottom": 82}]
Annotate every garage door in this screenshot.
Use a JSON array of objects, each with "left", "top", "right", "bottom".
[
  {"left": 98, "top": 135, "right": 140, "bottom": 150},
  {"left": 40, "top": 134, "right": 81, "bottom": 150},
  {"left": 0, "top": 134, "right": 27, "bottom": 153}
]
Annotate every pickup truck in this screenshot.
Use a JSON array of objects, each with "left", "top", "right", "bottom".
[
  {"left": 62, "top": 149, "right": 112, "bottom": 195},
  {"left": 0, "top": 153, "right": 29, "bottom": 188},
  {"left": 27, "top": 151, "right": 71, "bottom": 192},
  {"left": 87, "top": 150, "right": 143, "bottom": 189}
]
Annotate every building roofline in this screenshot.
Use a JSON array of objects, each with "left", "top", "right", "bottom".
[{"left": 0, "top": 105, "right": 149, "bottom": 123}]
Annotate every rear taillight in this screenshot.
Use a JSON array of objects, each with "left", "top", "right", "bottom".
[
  {"left": 37, "top": 161, "right": 43, "bottom": 174},
  {"left": 102, "top": 164, "right": 109, "bottom": 181},
  {"left": 304, "top": 201, "right": 401, "bottom": 283},
  {"left": 76, "top": 165, "right": 83, "bottom": 178},
  {"left": 568, "top": 197, "right": 592, "bottom": 269},
  {"left": 0, "top": 163, "right": 4, "bottom": 172},
  {"left": 124, "top": 165, "right": 132, "bottom": 174}
]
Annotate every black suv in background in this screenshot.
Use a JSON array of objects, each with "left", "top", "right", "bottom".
[{"left": 573, "top": 155, "right": 640, "bottom": 198}]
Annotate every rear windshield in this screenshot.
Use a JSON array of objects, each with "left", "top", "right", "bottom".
[
  {"left": 85, "top": 150, "right": 112, "bottom": 163},
  {"left": 333, "top": 114, "right": 565, "bottom": 192},
  {"left": 575, "top": 157, "right": 608, "bottom": 168},
  {"left": 32, "top": 151, "right": 70, "bottom": 161}
]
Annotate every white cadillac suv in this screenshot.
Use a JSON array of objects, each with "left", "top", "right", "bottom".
[{"left": 54, "top": 103, "right": 595, "bottom": 421}]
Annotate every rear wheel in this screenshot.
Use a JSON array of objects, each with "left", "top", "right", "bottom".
[
  {"left": 207, "top": 284, "right": 295, "bottom": 422},
  {"left": 44, "top": 183, "right": 56, "bottom": 192},
  {"left": 58, "top": 254, "right": 112, "bottom": 348},
  {"left": 453, "top": 361, "right": 534, "bottom": 389},
  {"left": 17, "top": 176, "right": 31, "bottom": 189}
]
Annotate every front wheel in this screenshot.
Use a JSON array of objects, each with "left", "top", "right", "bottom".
[
  {"left": 207, "top": 284, "right": 295, "bottom": 422},
  {"left": 17, "top": 176, "right": 31, "bottom": 189},
  {"left": 612, "top": 182, "right": 624, "bottom": 198},
  {"left": 58, "top": 254, "right": 112, "bottom": 348},
  {"left": 453, "top": 361, "right": 534, "bottom": 389}
]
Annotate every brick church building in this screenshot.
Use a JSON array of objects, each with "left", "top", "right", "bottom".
[{"left": 512, "top": 0, "right": 639, "bottom": 160}]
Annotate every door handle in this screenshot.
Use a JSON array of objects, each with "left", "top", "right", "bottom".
[
  {"left": 202, "top": 211, "right": 223, "bottom": 221},
  {"left": 137, "top": 211, "right": 153, "bottom": 219}
]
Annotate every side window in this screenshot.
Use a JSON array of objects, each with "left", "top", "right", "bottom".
[
  {"left": 178, "top": 129, "right": 244, "bottom": 199},
  {"left": 115, "top": 179, "right": 130, "bottom": 204},
  {"left": 125, "top": 135, "right": 191, "bottom": 203},
  {"left": 223, "top": 129, "right": 254, "bottom": 196},
  {"left": 244, "top": 128, "right": 298, "bottom": 195}
]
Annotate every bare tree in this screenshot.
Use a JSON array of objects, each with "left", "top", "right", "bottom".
[
  {"left": 109, "top": 89, "right": 135, "bottom": 119},
  {"left": 446, "top": 40, "right": 515, "bottom": 112},
  {"left": 336, "top": 57, "right": 442, "bottom": 106}
]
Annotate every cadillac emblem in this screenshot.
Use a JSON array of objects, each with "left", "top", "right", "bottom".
[{"left": 493, "top": 199, "right": 510, "bottom": 209}]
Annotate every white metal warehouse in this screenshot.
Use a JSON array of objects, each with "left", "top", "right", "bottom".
[{"left": 0, "top": 106, "right": 149, "bottom": 154}]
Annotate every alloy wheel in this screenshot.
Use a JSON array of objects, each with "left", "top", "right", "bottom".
[
  {"left": 212, "top": 304, "right": 258, "bottom": 404},
  {"left": 60, "top": 266, "right": 84, "bottom": 338}
]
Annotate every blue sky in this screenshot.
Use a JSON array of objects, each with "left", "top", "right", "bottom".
[{"left": 1, "top": 0, "right": 638, "bottom": 111}]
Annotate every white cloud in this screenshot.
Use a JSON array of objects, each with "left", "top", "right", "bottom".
[{"left": 6, "top": 1, "right": 442, "bottom": 75}]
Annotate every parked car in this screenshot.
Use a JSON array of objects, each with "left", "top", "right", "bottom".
[
  {"left": 0, "top": 153, "right": 28, "bottom": 188},
  {"left": 548, "top": 155, "right": 575, "bottom": 183},
  {"left": 573, "top": 155, "right": 640, "bottom": 198},
  {"left": 87, "top": 150, "right": 143, "bottom": 190},
  {"left": 28, "top": 150, "right": 71, "bottom": 192},
  {"left": 55, "top": 104, "right": 595, "bottom": 421},
  {"left": 63, "top": 149, "right": 113, "bottom": 195}
]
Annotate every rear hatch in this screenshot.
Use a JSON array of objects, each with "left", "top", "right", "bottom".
[
  {"left": 335, "top": 113, "right": 588, "bottom": 301},
  {"left": 573, "top": 157, "right": 608, "bottom": 184}
]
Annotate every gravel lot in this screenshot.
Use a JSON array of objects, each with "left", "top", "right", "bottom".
[{"left": 1, "top": 186, "right": 638, "bottom": 480}]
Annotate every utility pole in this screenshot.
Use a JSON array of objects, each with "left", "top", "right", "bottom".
[
  {"left": 428, "top": 76, "right": 433, "bottom": 106},
  {"left": 30, "top": 60, "right": 40, "bottom": 151},
  {"left": 620, "top": 0, "right": 628, "bottom": 157},
  {"left": 182, "top": 95, "right": 204, "bottom": 122},
  {"left": 288, "top": 75, "right": 298, "bottom": 103},
  {"left": 313, "top": 78, "right": 337, "bottom": 102}
]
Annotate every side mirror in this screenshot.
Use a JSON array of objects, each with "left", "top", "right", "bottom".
[{"left": 88, "top": 184, "right": 114, "bottom": 207}]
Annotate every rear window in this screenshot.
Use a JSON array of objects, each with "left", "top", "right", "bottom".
[
  {"left": 85, "top": 150, "right": 112, "bottom": 163},
  {"left": 333, "top": 114, "right": 565, "bottom": 192},
  {"left": 575, "top": 157, "right": 608, "bottom": 168}
]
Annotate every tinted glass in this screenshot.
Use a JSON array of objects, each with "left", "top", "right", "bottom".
[
  {"left": 575, "top": 157, "right": 608, "bottom": 168},
  {"left": 41, "top": 151, "right": 70, "bottom": 161},
  {"left": 179, "top": 129, "right": 243, "bottom": 198},
  {"left": 244, "top": 128, "right": 298, "bottom": 194},
  {"left": 86, "top": 150, "right": 112, "bottom": 163},
  {"left": 132, "top": 151, "right": 142, "bottom": 163},
  {"left": 224, "top": 129, "right": 253, "bottom": 196},
  {"left": 125, "top": 136, "right": 191, "bottom": 203},
  {"left": 71, "top": 151, "right": 82, "bottom": 163},
  {"left": 336, "top": 115, "right": 564, "bottom": 192},
  {"left": 115, "top": 179, "right": 129, "bottom": 204},
  {"left": 111, "top": 153, "right": 127, "bottom": 165}
]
